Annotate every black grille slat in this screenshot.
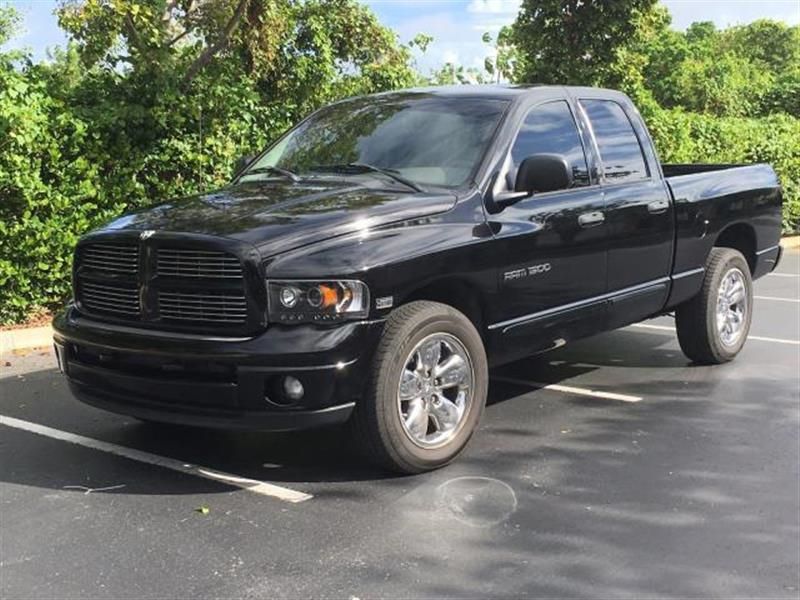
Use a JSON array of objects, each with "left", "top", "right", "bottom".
[
  {"left": 83, "top": 298, "right": 139, "bottom": 309},
  {"left": 159, "top": 293, "right": 247, "bottom": 306},
  {"left": 83, "top": 301, "right": 139, "bottom": 316},
  {"left": 81, "top": 286, "right": 140, "bottom": 303},
  {"left": 82, "top": 248, "right": 139, "bottom": 258},
  {"left": 81, "top": 262, "right": 137, "bottom": 273},
  {"left": 157, "top": 248, "right": 243, "bottom": 280}
]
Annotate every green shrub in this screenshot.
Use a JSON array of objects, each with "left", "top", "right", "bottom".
[{"left": 647, "top": 108, "right": 800, "bottom": 233}]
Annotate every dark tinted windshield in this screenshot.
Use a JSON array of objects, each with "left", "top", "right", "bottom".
[{"left": 243, "top": 94, "right": 509, "bottom": 188}]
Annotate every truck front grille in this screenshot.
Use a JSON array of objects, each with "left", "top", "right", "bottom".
[{"left": 74, "top": 238, "right": 255, "bottom": 332}]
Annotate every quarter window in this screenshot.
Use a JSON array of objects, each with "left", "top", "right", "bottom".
[
  {"left": 580, "top": 99, "right": 648, "bottom": 183},
  {"left": 508, "top": 101, "right": 590, "bottom": 189}
]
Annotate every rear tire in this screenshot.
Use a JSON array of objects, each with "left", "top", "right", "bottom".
[
  {"left": 675, "top": 248, "right": 753, "bottom": 364},
  {"left": 352, "top": 301, "right": 488, "bottom": 474}
]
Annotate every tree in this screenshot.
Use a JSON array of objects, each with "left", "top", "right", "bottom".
[
  {"left": 482, "top": 27, "right": 518, "bottom": 83},
  {"left": 50, "top": 0, "right": 419, "bottom": 199},
  {"left": 719, "top": 20, "right": 800, "bottom": 73},
  {"left": 57, "top": 0, "right": 417, "bottom": 95},
  {"left": 0, "top": 5, "right": 20, "bottom": 47},
  {"left": 429, "top": 62, "right": 489, "bottom": 85},
  {"left": 511, "top": 0, "right": 658, "bottom": 85}
]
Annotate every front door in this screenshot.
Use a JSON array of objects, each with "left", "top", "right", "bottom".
[{"left": 486, "top": 99, "right": 607, "bottom": 363}]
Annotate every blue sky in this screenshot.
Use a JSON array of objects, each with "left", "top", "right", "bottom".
[{"left": 4, "top": 0, "right": 800, "bottom": 74}]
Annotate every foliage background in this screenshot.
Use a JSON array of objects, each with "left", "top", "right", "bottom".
[{"left": 0, "top": 0, "right": 798, "bottom": 324}]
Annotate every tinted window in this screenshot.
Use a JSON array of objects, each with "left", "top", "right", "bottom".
[
  {"left": 244, "top": 95, "right": 509, "bottom": 188},
  {"left": 509, "top": 100, "right": 590, "bottom": 188},
  {"left": 580, "top": 99, "right": 648, "bottom": 183}
]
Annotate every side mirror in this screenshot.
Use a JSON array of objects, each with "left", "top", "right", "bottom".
[
  {"left": 233, "top": 154, "right": 255, "bottom": 177},
  {"left": 515, "top": 153, "right": 573, "bottom": 194}
]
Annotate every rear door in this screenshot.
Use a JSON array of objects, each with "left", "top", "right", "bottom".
[
  {"left": 577, "top": 96, "right": 674, "bottom": 327},
  {"left": 486, "top": 99, "right": 607, "bottom": 359}
]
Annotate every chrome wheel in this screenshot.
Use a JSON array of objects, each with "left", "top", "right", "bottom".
[
  {"left": 716, "top": 267, "right": 748, "bottom": 347},
  {"left": 397, "top": 332, "right": 474, "bottom": 449}
]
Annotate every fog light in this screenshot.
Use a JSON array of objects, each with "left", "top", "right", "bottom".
[{"left": 282, "top": 376, "right": 304, "bottom": 401}]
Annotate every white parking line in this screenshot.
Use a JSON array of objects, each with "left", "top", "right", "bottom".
[
  {"left": 629, "top": 323, "right": 800, "bottom": 346},
  {"left": 492, "top": 376, "right": 642, "bottom": 403},
  {"left": 754, "top": 295, "right": 800, "bottom": 303},
  {"left": 0, "top": 415, "right": 313, "bottom": 503},
  {"left": 767, "top": 273, "right": 799, "bottom": 278}
]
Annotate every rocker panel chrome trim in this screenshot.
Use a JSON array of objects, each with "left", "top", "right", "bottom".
[{"left": 488, "top": 277, "right": 671, "bottom": 333}]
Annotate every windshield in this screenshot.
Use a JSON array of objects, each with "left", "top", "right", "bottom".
[{"left": 241, "top": 93, "right": 509, "bottom": 188}]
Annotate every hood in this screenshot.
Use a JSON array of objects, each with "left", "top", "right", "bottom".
[{"left": 98, "top": 179, "right": 457, "bottom": 258}]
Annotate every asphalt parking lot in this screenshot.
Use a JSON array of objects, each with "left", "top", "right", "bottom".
[{"left": 2, "top": 250, "right": 798, "bottom": 599}]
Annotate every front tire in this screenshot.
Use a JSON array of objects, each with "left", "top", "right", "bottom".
[
  {"left": 675, "top": 247, "right": 753, "bottom": 364},
  {"left": 352, "top": 301, "right": 488, "bottom": 474}
]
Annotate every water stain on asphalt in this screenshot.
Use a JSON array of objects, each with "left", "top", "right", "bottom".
[{"left": 436, "top": 476, "right": 518, "bottom": 528}]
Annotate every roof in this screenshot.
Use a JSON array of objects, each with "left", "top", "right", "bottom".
[
  {"left": 404, "top": 84, "right": 546, "bottom": 97},
  {"left": 366, "top": 84, "right": 626, "bottom": 102},
  {"left": 322, "top": 85, "right": 631, "bottom": 112}
]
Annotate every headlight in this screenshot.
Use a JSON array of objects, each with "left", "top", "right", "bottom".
[{"left": 267, "top": 280, "right": 369, "bottom": 324}]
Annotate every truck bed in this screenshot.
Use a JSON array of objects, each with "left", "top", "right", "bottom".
[{"left": 663, "top": 163, "right": 782, "bottom": 281}]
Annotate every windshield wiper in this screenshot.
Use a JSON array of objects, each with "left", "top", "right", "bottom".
[
  {"left": 310, "top": 163, "right": 424, "bottom": 193},
  {"left": 240, "top": 165, "right": 301, "bottom": 183}
]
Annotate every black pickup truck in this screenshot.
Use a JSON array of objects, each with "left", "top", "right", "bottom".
[{"left": 53, "top": 85, "right": 783, "bottom": 473}]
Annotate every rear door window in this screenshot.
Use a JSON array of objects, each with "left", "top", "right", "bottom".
[{"left": 580, "top": 99, "right": 649, "bottom": 183}]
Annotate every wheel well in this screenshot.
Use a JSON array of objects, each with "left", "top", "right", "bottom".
[
  {"left": 403, "top": 279, "right": 486, "bottom": 336},
  {"left": 714, "top": 223, "right": 756, "bottom": 273}
]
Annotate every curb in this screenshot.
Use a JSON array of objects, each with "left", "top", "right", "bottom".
[
  {"left": 0, "top": 326, "right": 53, "bottom": 358},
  {"left": 781, "top": 236, "right": 800, "bottom": 250}
]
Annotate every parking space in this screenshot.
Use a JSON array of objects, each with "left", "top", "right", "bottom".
[{"left": 1, "top": 251, "right": 798, "bottom": 598}]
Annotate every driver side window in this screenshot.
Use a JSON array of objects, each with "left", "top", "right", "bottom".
[{"left": 507, "top": 101, "right": 591, "bottom": 190}]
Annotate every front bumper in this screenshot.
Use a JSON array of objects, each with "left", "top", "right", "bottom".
[{"left": 53, "top": 307, "right": 384, "bottom": 431}]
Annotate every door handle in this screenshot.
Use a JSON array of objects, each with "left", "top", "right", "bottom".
[
  {"left": 647, "top": 199, "right": 670, "bottom": 214},
  {"left": 578, "top": 211, "right": 605, "bottom": 228}
]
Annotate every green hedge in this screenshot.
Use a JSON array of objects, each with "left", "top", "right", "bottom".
[
  {"left": 0, "top": 62, "right": 282, "bottom": 325},
  {"left": 647, "top": 108, "right": 800, "bottom": 232}
]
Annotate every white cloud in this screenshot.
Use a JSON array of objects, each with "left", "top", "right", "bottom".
[
  {"left": 471, "top": 18, "right": 515, "bottom": 32},
  {"left": 467, "top": 0, "right": 520, "bottom": 14},
  {"left": 442, "top": 49, "right": 460, "bottom": 64}
]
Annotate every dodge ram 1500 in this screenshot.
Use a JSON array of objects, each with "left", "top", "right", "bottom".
[{"left": 53, "top": 85, "right": 784, "bottom": 473}]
